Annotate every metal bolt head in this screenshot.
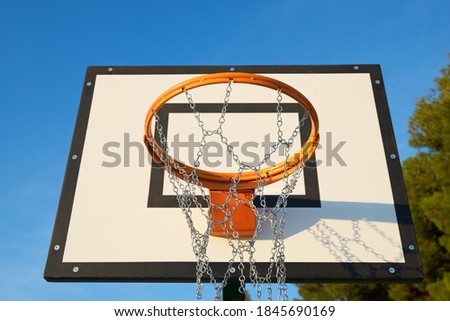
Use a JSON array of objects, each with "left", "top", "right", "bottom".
[
  {"left": 230, "top": 67, "right": 235, "bottom": 71},
  {"left": 54, "top": 245, "right": 60, "bottom": 251},
  {"left": 388, "top": 267, "right": 395, "bottom": 274},
  {"left": 375, "top": 80, "right": 381, "bottom": 85},
  {"left": 230, "top": 267, "right": 236, "bottom": 273},
  {"left": 353, "top": 66, "right": 359, "bottom": 70},
  {"left": 390, "top": 154, "right": 396, "bottom": 159},
  {"left": 107, "top": 67, "right": 113, "bottom": 73},
  {"left": 86, "top": 81, "right": 92, "bottom": 86},
  {"left": 408, "top": 245, "right": 415, "bottom": 251},
  {"left": 73, "top": 266, "right": 79, "bottom": 273},
  {"left": 72, "top": 154, "right": 78, "bottom": 160}
]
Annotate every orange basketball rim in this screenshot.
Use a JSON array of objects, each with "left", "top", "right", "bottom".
[{"left": 144, "top": 72, "right": 320, "bottom": 238}]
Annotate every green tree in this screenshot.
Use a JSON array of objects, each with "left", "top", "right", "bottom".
[{"left": 298, "top": 60, "right": 450, "bottom": 301}]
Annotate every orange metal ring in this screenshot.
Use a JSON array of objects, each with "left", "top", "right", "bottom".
[{"left": 144, "top": 72, "right": 320, "bottom": 191}]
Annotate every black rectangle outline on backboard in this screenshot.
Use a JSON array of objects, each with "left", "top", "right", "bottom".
[
  {"left": 44, "top": 65, "right": 423, "bottom": 284},
  {"left": 147, "top": 103, "right": 321, "bottom": 208}
]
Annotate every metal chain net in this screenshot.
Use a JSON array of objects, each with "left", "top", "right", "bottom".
[{"left": 149, "top": 80, "right": 309, "bottom": 300}]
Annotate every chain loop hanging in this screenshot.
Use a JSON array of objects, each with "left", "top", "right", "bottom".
[{"left": 149, "top": 78, "right": 311, "bottom": 300}]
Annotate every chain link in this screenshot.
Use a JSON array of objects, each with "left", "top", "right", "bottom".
[{"left": 150, "top": 81, "right": 309, "bottom": 300}]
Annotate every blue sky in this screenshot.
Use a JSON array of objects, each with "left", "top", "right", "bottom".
[{"left": 0, "top": 0, "right": 448, "bottom": 300}]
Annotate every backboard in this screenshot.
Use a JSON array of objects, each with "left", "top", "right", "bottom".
[{"left": 45, "top": 65, "right": 423, "bottom": 283}]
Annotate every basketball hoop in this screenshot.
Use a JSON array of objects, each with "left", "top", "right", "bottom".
[
  {"left": 145, "top": 72, "right": 319, "bottom": 190},
  {"left": 144, "top": 72, "right": 319, "bottom": 300},
  {"left": 46, "top": 65, "right": 423, "bottom": 302}
]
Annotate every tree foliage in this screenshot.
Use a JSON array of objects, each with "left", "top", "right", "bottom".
[{"left": 298, "top": 60, "right": 450, "bottom": 300}]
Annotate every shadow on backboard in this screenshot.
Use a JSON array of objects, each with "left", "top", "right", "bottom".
[
  {"left": 252, "top": 200, "right": 407, "bottom": 264},
  {"left": 256, "top": 200, "right": 403, "bottom": 238},
  {"left": 230, "top": 200, "right": 419, "bottom": 281}
]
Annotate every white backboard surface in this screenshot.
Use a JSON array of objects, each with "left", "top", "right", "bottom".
[{"left": 45, "top": 65, "right": 422, "bottom": 282}]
